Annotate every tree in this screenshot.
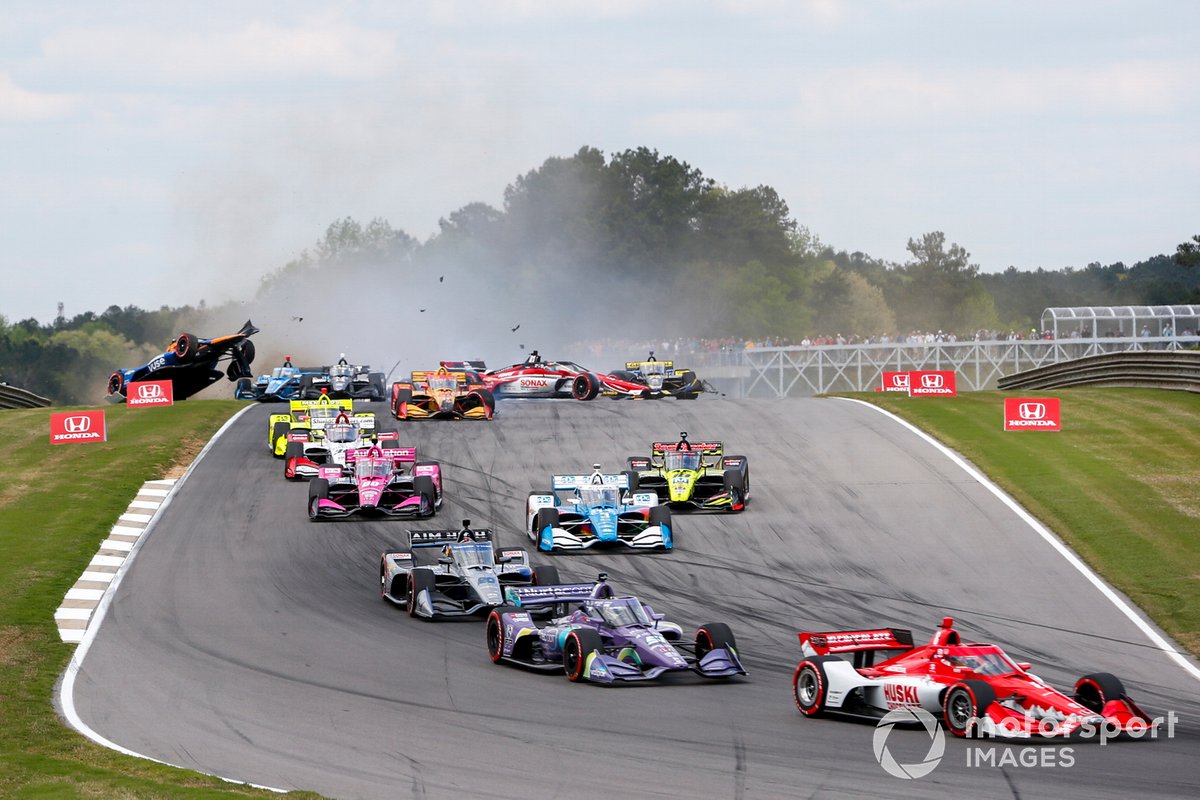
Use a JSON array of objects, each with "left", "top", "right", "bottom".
[
  {"left": 1174, "top": 235, "right": 1200, "bottom": 267},
  {"left": 890, "top": 232, "right": 995, "bottom": 332}
]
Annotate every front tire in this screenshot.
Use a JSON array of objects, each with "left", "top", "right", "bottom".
[
  {"left": 944, "top": 680, "right": 997, "bottom": 738},
  {"left": 107, "top": 372, "right": 125, "bottom": 397},
  {"left": 563, "top": 628, "right": 603, "bottom": 682},
  {"left": 407, "top": 569, "right": 436, "bottom": 618},
  {"left": 487, "top": 605, "right": 519, "bottom": 663},
  {"left": 534, "top": 507, "right": 560, "bottom": 549},
  {"left": 174, "top": 332, "right": 196, "bottom": 362},
  {"left": 307, "top": 478, "right": 329, "bottom": 521},
  {"left": 271, "top": 421, "right": 290, "bottom": 456},
  {"left": 695, "top": 622, "right": 736, "bottom": 662},
  {"left": 413, "top": 475, "right": 437, "bottom": 517},
  {"left": 1073, "top": 673, "right": 1127, "bottom": 713}
]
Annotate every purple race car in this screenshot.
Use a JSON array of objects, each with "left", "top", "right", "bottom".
[
  {"left": 307, "top": 445, "right": 442, "bottom": 521},
  {"left": 485, "top": 575, "right": 746, "bottom": 684}
]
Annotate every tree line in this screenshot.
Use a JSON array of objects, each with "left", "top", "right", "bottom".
[{"left": 3, "top": 146, "right": 1197, "bottom": 403}]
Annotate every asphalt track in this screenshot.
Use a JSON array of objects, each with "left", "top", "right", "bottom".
[{"left": 65, "top": 398, "right": 1200, "bottom": 799}]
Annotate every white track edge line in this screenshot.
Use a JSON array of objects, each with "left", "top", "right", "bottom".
[
  {"left": 57, "top": 404, "right": 288, "bottom": 793},
  {"left": 839, "top": 397, "right": 1200, "bottom": 683}
]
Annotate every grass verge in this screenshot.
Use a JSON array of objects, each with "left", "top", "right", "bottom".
[
  {"left": 849, "top": 388, "right": 1200, "bottom": 657},
  {"left": 0, "top": 401, "right": 321, "bottom": 798}
]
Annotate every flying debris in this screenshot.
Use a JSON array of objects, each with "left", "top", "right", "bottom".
[
  {"left": 511, "top": 324, "right": 520, "bottom": 332},
  {"left": 439, "top": 276, "right": 444, "bottom": 283},
  {"left": 519, "top": 344, "right": 525, "bottom": 350},
  {"left": 291, "top": 316, "right": 304, "bottom": 322},
  {"left": 420, "top": 309, "right": 427, "bottom": 313}
]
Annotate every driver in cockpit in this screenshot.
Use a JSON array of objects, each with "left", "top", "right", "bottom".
[{"left": 523, "top": 350, "right": 542, "bottom": 366}]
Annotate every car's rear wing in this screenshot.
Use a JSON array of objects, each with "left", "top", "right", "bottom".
[
  {"left": 441, "top": 360, "right": 487, "bottom": 371},
  {"left": 345, "top": 445, "right": 416, "bottom": 464},
  {"left": 504, "top": 581, "right": 612, "bottom": 607},
  {"left": 408, "top": 528, "right": 494, "bottom": 547},
  {"left": 798, "top": 628, "right": 915, "bottom": 657},
  {"left": 411, "top": 370, "right": 472, "bottom": 386},
  {"left": 651, "top": 441, "right": 723, "bottom": 457},
  {"left": 552, "top": 473, "right": 629, "bottom": 490},
  {"left": 289, "top": 396, "right": 354, "bottom": 413},
  {"left": 625, "top": 360, "right": 675, "bottom": 372}
]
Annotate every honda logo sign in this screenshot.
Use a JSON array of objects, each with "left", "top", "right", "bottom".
[
  {"left": 880, "top": 372, "right": 911, "bottom": 392},
  {"left": 50, "top": 410, "right": 107, "bottom": 444},
  {"left": 908, "top": 371, "right": 957, "bottom": 397},
  {"left": 127, "top": 379, "right": 174, "bottom": 407},
  {"left": 1004, "top": 397, "right": 1061, "bottom": 431}
]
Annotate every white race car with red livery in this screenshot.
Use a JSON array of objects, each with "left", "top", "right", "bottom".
[{"left": 792, "top": 617, "right": 1153, "bottom": 739}]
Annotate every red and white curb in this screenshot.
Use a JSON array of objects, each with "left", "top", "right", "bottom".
[{"left": 54, "top": 479, "right": 177, "bottom": 643}]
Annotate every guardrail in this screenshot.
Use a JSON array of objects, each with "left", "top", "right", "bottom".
[
  {"left": 0, "top": 384, "right": 53, "bottom": 409},
  {"left": 997, "top": 351, "right": 1200, "bottom": 393}
]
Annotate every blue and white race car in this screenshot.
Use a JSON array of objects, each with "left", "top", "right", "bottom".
[
  {"left": 235, "top": 356, "right": 326, "bottom": 402},
  {"left": 525, "top": 467, "right": 673, "bottom": 552}
]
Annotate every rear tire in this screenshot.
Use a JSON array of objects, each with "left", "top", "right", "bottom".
[
  {"left": 533, "top": 564, "right": 560, "bottom": 586},
  {"left": 944, "top": 680, "right": 996, "bottom": 738},
  {"left": 793, "top": 656, "right": 840, "bottom": 717},
  {"left": 564, "top": 628, "right": 603, "bottom": 682},
  {"left": 621, "top": 470, "right": 640, "bottom": 494},
  {"left": 107, "top": 372, "right": 125, "bottom": 397},
  {"left": 174, "top": 333, "right": 196, "bottom": 362}
]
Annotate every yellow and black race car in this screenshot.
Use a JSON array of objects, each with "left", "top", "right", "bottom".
[{"left": 625, "top": 432, "right": 749, "bottom": 513}]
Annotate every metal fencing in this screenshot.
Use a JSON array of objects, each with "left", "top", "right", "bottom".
[{"left": 0, "top": 383, "right": 53, "bottom": 409}]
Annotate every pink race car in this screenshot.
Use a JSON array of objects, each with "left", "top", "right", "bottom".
[
  {"left": 793, "top": 617, "right": 1153, "bottom": 739},
  {"left": 307, "top": 445, "right": 441, "bottom": 521}
]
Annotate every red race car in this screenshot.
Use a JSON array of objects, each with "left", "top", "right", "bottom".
[
  {"left": 466, "top": 351, "right": 695, "bottom": 401},
  {"left": 792, "top": 617, "right": 1153, "bottom": 739}
]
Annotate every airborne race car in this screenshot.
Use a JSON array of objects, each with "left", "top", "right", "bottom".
[
  {"left": 626, "top": 432, "right": 749, "bottom": 513},
  {"left": 307, "top": 445, "right": 441, "bottom": 521},
  {"left": 792, "top": 617, "right": 1153, "bottom": 739},
  {"left": 283, "top": 413, "right": 398, "bottom": 479},
  {"left": 526, "top": 467, "right": 673, "bottom": 552},
  {"left": 379, "top": 522, "right": 560, "bottom": 619},
  {"left": 390, "top": 366, "right": 495, "bottom": 420},
  {"left": 107, "top": 320, "right": 258, "bottom": 402},
  {"left": 604, "top": 353, "right": 704, "bottom": 399},
  {"left": 486, "top": 575, "right": 747, "bottom": 684}
]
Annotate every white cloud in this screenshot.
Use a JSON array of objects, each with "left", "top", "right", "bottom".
[
  {"left": 39, "top": 18, "right": 399, "bottom": 84},
  {"left": 0, "top": 72, "right": 75, "bottom": 120}
]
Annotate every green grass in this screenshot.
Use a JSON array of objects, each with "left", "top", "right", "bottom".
[
  {"left": 848, "top": 388, "right": 1200, "bottom": 656},
  {"left": 0, "top": 401, "right": 322, "bottom": 799}
]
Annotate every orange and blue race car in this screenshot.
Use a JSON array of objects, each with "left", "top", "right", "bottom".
[{"left": 106, "top": 320, "right": 258, "bottom": 402}]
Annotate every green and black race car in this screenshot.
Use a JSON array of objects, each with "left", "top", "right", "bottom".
[{"left": 625, "top": 432, "right": 749, "bottom": 513}]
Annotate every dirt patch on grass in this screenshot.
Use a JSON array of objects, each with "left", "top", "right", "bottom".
[
  {"left": 162, "top": 435, "right": 208, "bottom": 480},
  {"left": 0, "top": 625, "right": 32, "bottom": 667}
]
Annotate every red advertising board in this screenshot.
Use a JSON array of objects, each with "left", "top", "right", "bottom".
[
  {"left": 880, "top": 371, "right": 911, "bottom": 392},
  {"left": 50, "top": 410, "right": 107, "bottom": 445},
  {"left": 1004, "top": 397, "right": 1061, "bottom": 431},
  {"left": 908, "top": 370, "right": 957, "bottom": 397},
  {"left": 126, "top": 379, "right": 174, "bottom": 407}
]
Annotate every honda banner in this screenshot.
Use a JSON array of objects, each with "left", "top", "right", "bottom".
[
  {"left": 1004, "top": 397, "right": 1061, "bottom": 431},
  {"left": 50, "top": 410, "right": 107, "bottom": 445},
  {"left": 908, "top": 370, "right": 957, "bottom": 397},
  {"left": 880, "top": 372, "right": 911, "bottom": 392},
  {"left": 127, "top": 379, "right": 174, "bottom": 407}
]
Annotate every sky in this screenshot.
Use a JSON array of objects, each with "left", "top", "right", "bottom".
[{"left": 2, "top": 0, "right": 1197, "bottom": 323}]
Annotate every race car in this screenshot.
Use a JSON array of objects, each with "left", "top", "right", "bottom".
[
  {"left": 602, "top": 353, "right": 704, "bottom": 399},
  {"left": 792, "top": 617, "right": 1153, "bottom": 739},
  {"left": 283, "top": 413, "right": 398, "bottom": 479},
  {"left": 307, "top": 445, "right": 442, "bottom": 521},
  {"left": 389, "top": 366, "right": 495, "bottom": 420},
  {"left": 267, "top": 393, "right": 368, "bottom": 456},
  {"left": 486, "top": 575, "right": 747, "bottom": 684},
  {"left": 106, "top": 319, "right": 258, "bottom": 402},
  {"left": 301, "top": 355, "right": 386, "bottom": 400},
  {"left": 235, "top": 356, "right": 326, "bottom": 402},
  {"left": 626, "top": 432, "right": 749, "bottom": 513},
  {"left": 480, "top": 351, "right": 605, "bottom": 400},
  {"left": 526, "top": 466, "right": 673, "bottom": 552},
  {"left": 379, "top": 521, "right": 560, "bottom": 619}
]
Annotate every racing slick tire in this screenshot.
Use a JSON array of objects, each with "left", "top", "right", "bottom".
[
  {"left": 533, "top": 507, "right": 560, "bottom": 547},
  {"left": 695, "top": 622, "right": 737, "bottom": 662},
  {"left": 174, "top": 332, "right": 196, "bottom": 363},
  {"left": 570, "top": 372, "right": 601, "bottom": 401},
  {"left": 300, "top": 375, "right": 318, "bottom": 399},
  {"left": 307, "top": 478, "right": 329, "bottom": 521},
  {"left": 413, "top": 475, "right": 437, "bottom": 517},
  {"left": 239, "top": 339, "right": 256, "bottom": 366},
  {"left": 476, "top": 387, "right": 496, "bottom": 415},
  {"left": 284, "top": 441, "right": 305, "bottom": 480},
  {"left": 390, "top": 385, "right": 412, "bottom": 419},
  {"left": 233, "top": 376, "right": 253, "bottom": 397},
  {"left": 793, "top": 655, "right": 842, "bottom": 717},
  {"left": 407, "top": 568, "right": 436, "bottom": 618},
  {"left": 944, "top": 679, "right": 997, "bottom": 738},
  {"left": 532, "top": 564, "right": 560, "bottom": 586},
  {"left": 486, "top": 605, "right": 520, "bottom": 663},
  {"left": 564, "top": 628, "right": 604, "bottom": 682},
  {"left": 723, "top": 467, "right": 749, "bottom": 513},
  {"left": 1073, "top": 673, "right": 1128, "bottom": 714},
  {"left": 107, "top": 372, "right": 125, "bottom": 398},
  {"left": 675, "top": 370, "right": 701, "bottom": 399},
  {"left": 648, "top": 504, "right": 671, "bottom": 532},
  {"left": 621, "top": 470, "right": 640, "bottom": 494},
  {"left": 271, "top": 421, "right": 290, "bottom": 457}
]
